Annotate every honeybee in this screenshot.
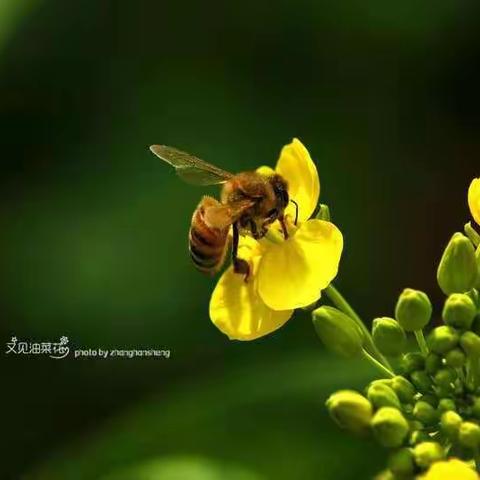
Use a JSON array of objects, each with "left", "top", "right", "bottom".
[{"left": 150, "top": 145, "right": 298, "bottom": 278}]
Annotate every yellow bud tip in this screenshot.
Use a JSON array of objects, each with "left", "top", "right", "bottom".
[{"left": 468, "top": 178, "right": 480, "bottom": 226}]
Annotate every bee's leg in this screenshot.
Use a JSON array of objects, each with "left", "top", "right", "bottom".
[
  {"left": 232, "top": 222, "right": 250, "bottom": 281},
  {"left": 279, "top": 215, "right": 289, "bottom": 240},
  {"left": 249, "top": 220, "right": 261, "bottom": 240}
]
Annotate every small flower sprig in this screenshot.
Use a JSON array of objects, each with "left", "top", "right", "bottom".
[
  {"left": 318, "top": 179, "right": 480, "bottom": 479},
  {"left": 205, "top": 139, "right": 480, "bottom": 477}
]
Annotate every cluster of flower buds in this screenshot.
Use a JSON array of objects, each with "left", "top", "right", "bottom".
[{"left": 316, "top": 225, "right": 480, "bottom": 479}]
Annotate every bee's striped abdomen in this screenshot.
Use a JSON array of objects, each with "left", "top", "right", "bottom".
[{"left": 189, "top": 197, "right": 229, "bottom": 274}]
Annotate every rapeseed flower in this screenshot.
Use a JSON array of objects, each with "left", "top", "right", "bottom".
[{"left": 209, "top": 138, "right": 343, "bottom": 340}]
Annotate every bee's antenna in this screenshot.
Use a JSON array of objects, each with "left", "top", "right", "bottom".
[{"left": 290, "top": 199, "right": 299, "bottom": 225}]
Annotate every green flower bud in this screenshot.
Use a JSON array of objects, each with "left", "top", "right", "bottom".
[
  {"left": 367, "top": 383, "right": 401, "bottom": 410},
  {"left": 458, "top": 421, "right": 480, "bottom": 449},
  {"left": 427, "top": 326, "right": 459, "bottom": 354},
  {"left": 413, "top": 401, "right": 438, "bottom": 426},
  {"left": 471, "top": 398, "right": 480, "bottom": 420},
  {"left": 395, "top": 289, "right": 432, "bottom": 332},
  {"left": 438, "top": 398, "right": 456, "bottom": 413},
  {"left": 326, "top": 390, "right": 373, "bottom": 435},
  {"left": 437, "top": 232, "right": 478, "bottom": 295},
  {"left": 367, "top": 379, "right": 392, "bottom": 390},
  {"left": 440, "top": 410, "right": 462, "bottom": 440},
  {"left": 434, "top": 368, "right": 457, "bottom": 388},
  {"left": 425, "top": 353, "right": 442, "bottom": 374},
  {"left": 401, "top": 352, "right": 425, "bottom": 375},
  {"left": 442, "top": 293, "right": 477, "bottom": 330},
  {"left": 410, "top": 370, "right": 432, "bottom": 394},
  {"left": 390, "top": 376, "right": 416, "bottom": 404},
  {"left": 388, "top": 448, "right": 415, "bottom": 478},
  {"left": 371, "top": 407, "right": 410, "bottom": 448},
  {"left": 413, "top": 442, "right": 445, "bottom": 469},
  {"left": 444, "top": 348, "right": 466, "bottom": 368},
  {"left": 312, "top": 306, "right": 363, "bottom": 357},
  {"left": 460, "top": 331, "right": 480, "bottom": 357},
  {"left": 372, "top": 317, "right": 406, "bottom": 357},
  {"left": 315, "top": 203, "right": 330, "bottom": 221}
]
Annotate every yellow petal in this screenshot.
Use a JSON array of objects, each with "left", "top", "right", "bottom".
[
  {"left": 420, "top": 458, "right": 477, "bottom": 480},
  {"left": 209, "top": 241, "right": 292, "bottom": 341},
  {"left": 275, "top": 138, "right": 320, "bottom": 223},
  {"left": 468, "top": 178, "right": 480, "bottom": 226},
  {"left": 257, "top": 219, "right": 343, "bottom": 310}
]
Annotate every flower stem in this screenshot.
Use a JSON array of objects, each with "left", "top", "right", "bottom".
[
  {"left": 361, "top": 348, "right": 395, "bottom": 378},
  {"left": 414, "top": 330, "right": 429, "bottom": 356},
  {"left": 465, "top": 222, "right": 480, "bottom": 248},
  {"left": 325, "top": 284, "right": 393, "bottom": 370}
]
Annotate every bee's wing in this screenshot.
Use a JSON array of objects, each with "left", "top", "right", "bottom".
[
  {"left": 204, "top": 199, "right": 255, "bottom": 229},
  {"left": 150, "top": 145, "right": 234, "bottom": 185}
]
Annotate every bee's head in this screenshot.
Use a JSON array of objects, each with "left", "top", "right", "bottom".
[{"left": 268, "top": 174, "right": 289, "bottom": 211}]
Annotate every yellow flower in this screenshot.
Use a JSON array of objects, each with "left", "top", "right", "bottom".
[
  {"left": 209, "top": 138, "right": 343, "bottom": 340},
  {"left": 469, "top": 178, "right": 480, "bottom": 226},
  {"left": 419, "top": 458, "right": 478, "bottom": 480}
]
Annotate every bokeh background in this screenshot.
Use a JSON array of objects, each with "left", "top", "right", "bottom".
[{"left": 1, "top": 1, "right": 479, "bottom": 479}]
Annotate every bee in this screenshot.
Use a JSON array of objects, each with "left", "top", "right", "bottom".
[{"left": 150, "top": 145, "right": 298, "bottom": 278}]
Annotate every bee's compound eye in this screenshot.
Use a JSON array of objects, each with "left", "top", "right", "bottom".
[{"left": 269, "top": 174, "right": 289, "bottom": 209}]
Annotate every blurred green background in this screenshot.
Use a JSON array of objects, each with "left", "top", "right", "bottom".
[{"left": 1, "top": 1, "right": 479, "bottom": 479}]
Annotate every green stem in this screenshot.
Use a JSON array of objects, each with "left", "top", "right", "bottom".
[
  {"left": 361, "top": 348, "right": 395, "bottom": 378},
  {"left": 465, "top": 222, "right": 480, "bottom": 248},
  {"left": 325, "top": 284, "right": 393, "bottom": 370},
  {"left": 414, "top": 330, "right": 429, "bottom": 356}
]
